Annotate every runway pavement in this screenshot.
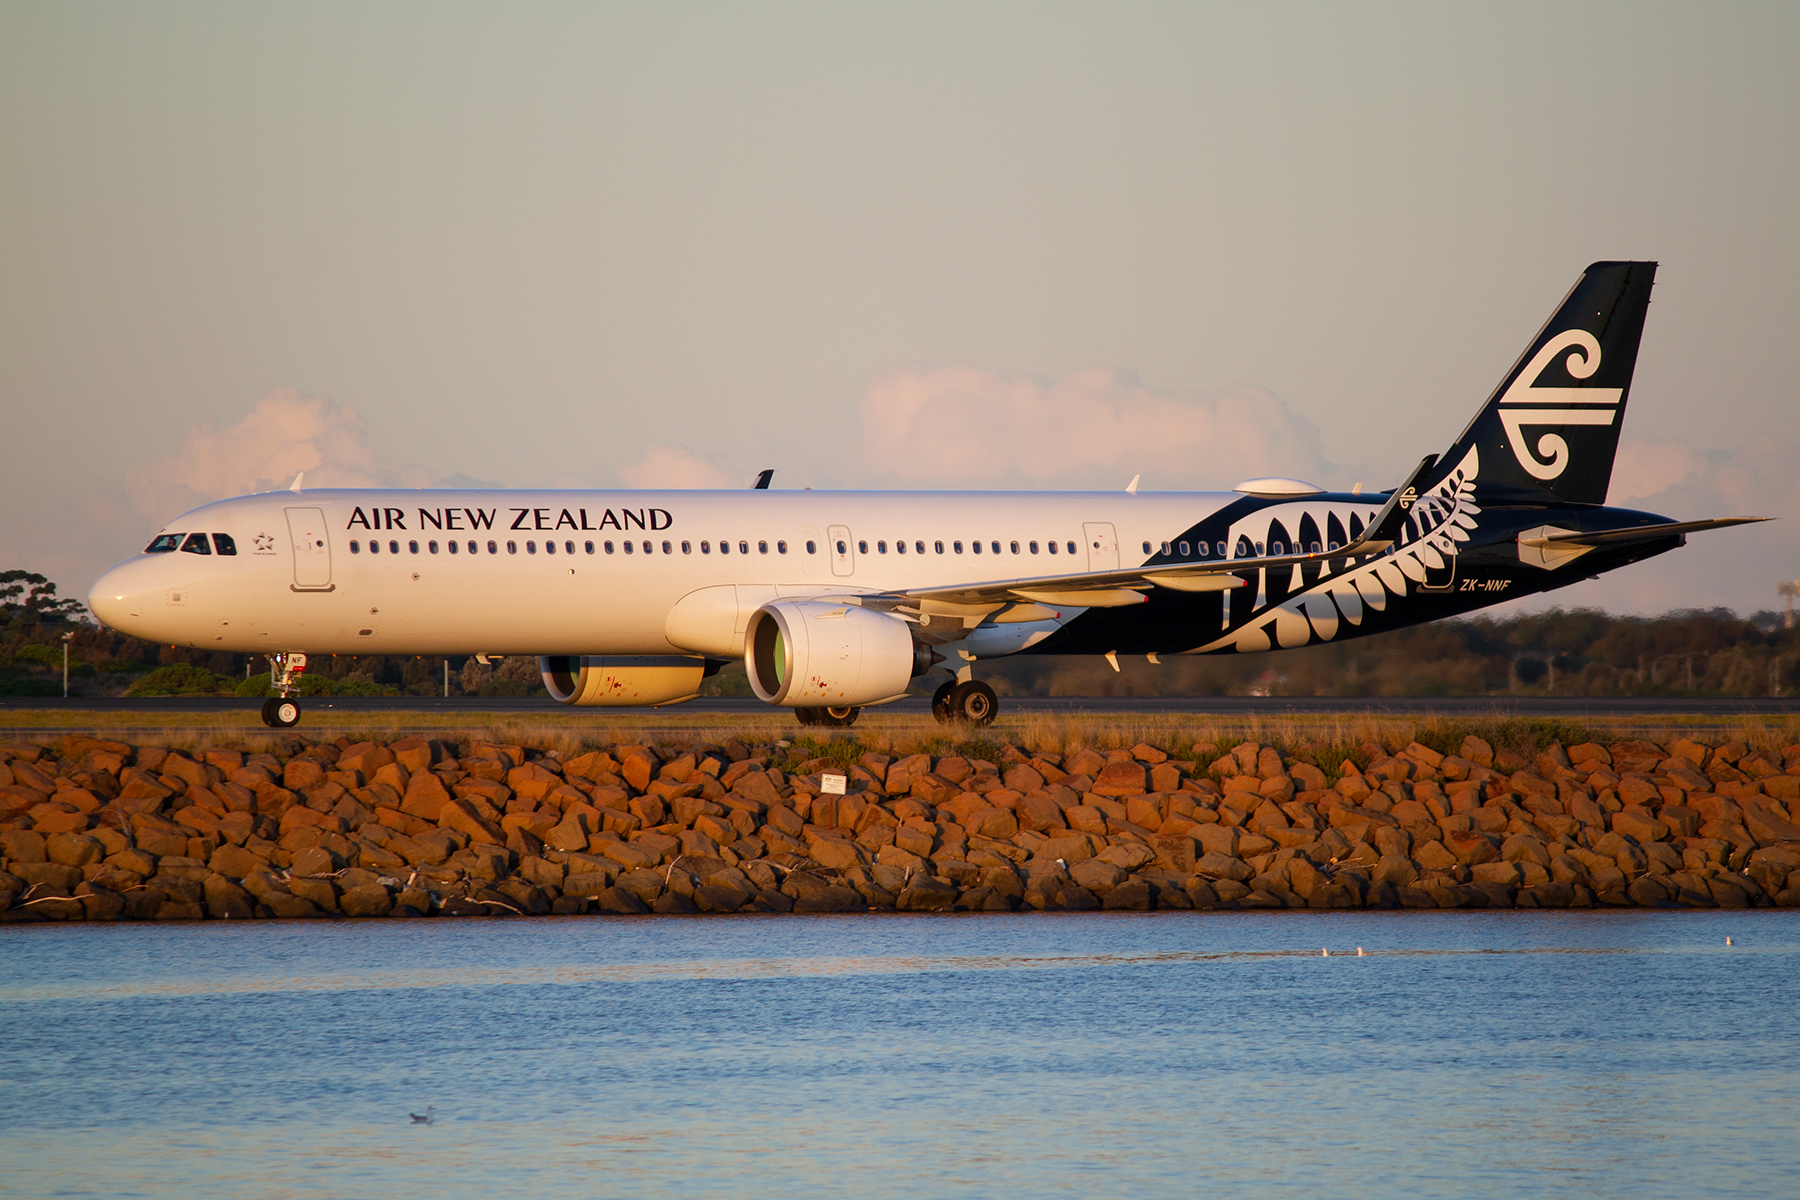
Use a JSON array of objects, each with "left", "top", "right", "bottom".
[{"left": 5, "top": 694, "right": 1798, "bottom": 720}]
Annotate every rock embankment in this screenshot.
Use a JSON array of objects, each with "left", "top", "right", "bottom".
[{"left": 3, "top": 733, "right": 1799, "bottom": 920}]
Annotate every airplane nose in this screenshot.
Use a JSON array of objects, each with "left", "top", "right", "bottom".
[{"left": 88, "top": 559, "right": 157, "bottom": 630}]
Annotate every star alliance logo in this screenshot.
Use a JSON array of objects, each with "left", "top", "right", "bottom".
[{"left": 253, "top": 532, "right": 276, "bottom": 554}]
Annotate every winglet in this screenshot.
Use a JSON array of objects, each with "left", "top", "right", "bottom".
[
  {"left": 1357, "top": 455, "right": 1437, "bottom": 552},
  {"left": 752, "top": 469, "right": 773, "bottom": 490},
  {"left": 1125, "top": 474, "right": 1140, "bottom": 495},
  {"left": 289, "top": 472, "right": 305, "bottom": 494}
]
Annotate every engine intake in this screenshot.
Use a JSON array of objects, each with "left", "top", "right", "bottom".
[
  {"left": 539, "top": 655, "right": 708, "bottom": 707},
  {"left": 745, "top": 601, "right": 934, "bottom": 707}
]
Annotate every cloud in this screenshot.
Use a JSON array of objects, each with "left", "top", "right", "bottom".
[
  {"left": 853, "top": 366, "right": 1332, "bottom": 490},
  {"left": 617, "top": 445, "right": 737, "bottom": 489},
  {"left": 123, "top": 388, "right": 432, "bottom": 520}
]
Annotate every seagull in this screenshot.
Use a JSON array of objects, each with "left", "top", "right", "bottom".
[
  {"left": 1321, "top": 948, "right": 1329, "bottom": 957},
  {"left": 410, "top": 1106, "right": 436, "bottom": 1125}
]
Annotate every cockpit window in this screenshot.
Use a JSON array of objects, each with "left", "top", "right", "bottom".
[
  {"left": 145, "top": 534, "right": 183, "bottom": 554},
  {"left": 212, "top": 533, "right": 238, "bottom": 556},
  {"left": 180, "top": 533, "right": 212, "bottom": 555}
]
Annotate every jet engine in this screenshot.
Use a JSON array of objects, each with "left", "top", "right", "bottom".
[
  {"left": 744, "top": 601, "right": 936, "bottom": 707},
  {"left": 539, "top": 655, "right": 709, "bottom": 707}
]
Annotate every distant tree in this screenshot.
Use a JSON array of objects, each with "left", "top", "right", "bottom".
[{"left": 0, "top": 570, "right": 88, "bottom": 624}]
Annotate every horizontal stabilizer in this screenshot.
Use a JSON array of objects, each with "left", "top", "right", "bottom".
[{"left": 1520, "top": 517, "right": 1769, "bottom": 548}]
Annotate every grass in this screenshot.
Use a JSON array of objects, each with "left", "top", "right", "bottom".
[{"left": 3, "top": 707, "right": 1796, "bottom": 763}]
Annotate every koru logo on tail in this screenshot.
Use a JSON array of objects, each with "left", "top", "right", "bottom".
[{"left": 1498, "top": 330, "right": 1622, "bottom": 480}]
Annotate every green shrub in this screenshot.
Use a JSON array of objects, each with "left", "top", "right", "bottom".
[
  {"left": 237, "top": 672, "right": 275, "bottom": 697},
  {"left": 127, "top": 663, "right": 237, "bottom": 696},
  {"left": 15, "top": 644, "right": 59, "bottom": 667},
  {"left": 0, "top": 675, "right": 60, "bottom": 696}
]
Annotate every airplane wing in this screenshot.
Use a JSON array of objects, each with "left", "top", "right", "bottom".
[
  {"left": 825, "top": 456, "right": 1440, "bottom": 618},
  {"left": 1517, "top": 517, "right": 1769, "bottom": 549}
]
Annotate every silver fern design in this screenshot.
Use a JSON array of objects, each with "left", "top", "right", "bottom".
[{"left": 1200, "top": 447, "right": 1482, "bottom": 653}]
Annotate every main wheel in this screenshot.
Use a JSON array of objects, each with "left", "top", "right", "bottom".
[
  {"left": 822, "top": 705, "right": 860, "bottom": 727},
  {"left": 948, "top": 680, "right": 998, "bottom": 727},
  {"left": 264, "top": 697, "right": 302, "bottom": 728},
  {"left": 931, "top": 680, "right": 957, "bottom": 725},
  {"left": 794, "top": 707, "right": 821, "bottom": 726}
]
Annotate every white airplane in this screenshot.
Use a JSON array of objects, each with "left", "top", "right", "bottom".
[{"left": 89, "top": 262, "right": 1762, "bottom": 729}]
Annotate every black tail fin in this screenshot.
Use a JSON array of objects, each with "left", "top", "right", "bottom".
[{"left": 1436, "top": 261, "right": 1656, "bottom": 506}]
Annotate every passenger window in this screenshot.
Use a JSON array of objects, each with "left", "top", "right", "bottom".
[
  {"left": 1273, "top": 541, "right": 1284, "bottom": 555},
  {"left": 663, "top": 541, "right": 672, "bottom": 554},
  {"left": 410, "top": 540, "right": 420, "bottom": 554},
  {"left": 585, "top": 541, "right": 595, "bottom": 554},
  {"left": 1328, "top": 541, "right": 1341, "bottom": 552},
  {"left": 624, "top": 541, "right": 633, "bottom": 554},
  {"left": 934, "top": 541, "right": 944, "bottom": 554},
  {"left": 1029, "top": 541, "right": 1038, "bottom": 554},
  {"left": 1010, "top": 541, "right": 1019, "bottom": 554},
  {"left": 877, "top": 540, "right": 887, "bottom": 553},
  {"left": 546, "top": 541, "right": 556, "bottom": 555},
  {"left": 737, "top": 540, "right": 747, "bottom": 554},
  {"left": 857, "top": 540, "right": 866, "bottom": 554},
  {"left": 778, "top": 540, "right": 787, "bottom": 554},
  {"left": 213, "top": 533, "right": 238, "bottom": 556},
  {"left": 971, "top": 541, "right": 980, "bottom": 554},
  {"left": 1143, "top": 541, "right": 1152, "bottom": 554},
  {"left": 488, "top": 540, "right": 498, "bottom": 554},
  {"left": 1048, "top": 541, "right": 1057, "bottom": 554},
  {"left": 646, "top": 542, "right": 654, "bottom": 554},
  {"left": 370, "top": 541, "right": 380, "bottom": 555},
  {"left": 895, "top": 540, "right": 906, "bottom": 554},
  {"left": 915, "top": 541, "right": 924, "bottom": 554},
  {"left": 701, "top": 541, "right": 711, "bottom": 553},
  {"left": 180, "top": 533, "right": 211, "bottom": 555},
  {"left": 1217, "top": 541, "right": 1227, "bottom": 556},
  {"left": 954, "top": 541, "right": 963, "bottom": 554},
  {"left": 1258, "top": 542, "right": 1266, "bottom": 555},
  {"left": 604, "top": 541, "right": 614, "bottom": 554},
  {"left": 527, "top": 541, "right": 537, "bottom": 554},
  {"left": 1178, "top": 540, "right": 1189, "bottom": 556},
  {"left": 145, "top": 533, "right": 183, "bottom": 554},
  {"left": 350, "top": 540, "right": 362, "bottom": 554},
  {"left": 991, "top": 541, "right": 1000, "bottom": 554},
  {"left": 759, "top": 540, "right": 768, "bottom": 554},
  {"left": 836, "top": 540, "right": 846, "bottom": 553},
  {"left": 1310, "top": 541, "right": 1321, "bottom": 554},
  {"left": 428, "top": 541, "right": 438, "bottom": 554},
  {"left": 806, "top": 540, "right": 816, "bottom": 554},
  {"left": 682, "top": 541, "right": 692, "bottom": 554},
  {"left": 448, "top": 540, "right": 458, "bottom": 554},
  {"left": 1066, "top": 541, "right": 1076, "bottom": 554},
  {"left": 389, "top": 540, "right": 400, "bottom": 554},
  {"left": 721, "top": 540, "right": 730, "bottom": 554}
]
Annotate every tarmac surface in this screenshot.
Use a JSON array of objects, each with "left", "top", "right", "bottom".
[{"left": 5, "top": 694, "right": 1798, "bottom": 719}]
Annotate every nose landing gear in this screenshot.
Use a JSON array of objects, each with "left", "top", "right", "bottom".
[{"left": 260, "top": 652, "right": 308, "bottom": 728}]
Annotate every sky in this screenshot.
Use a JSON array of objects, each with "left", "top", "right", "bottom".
[{"left": 2, "top": 1, "right": 1797, "bottom": 618}]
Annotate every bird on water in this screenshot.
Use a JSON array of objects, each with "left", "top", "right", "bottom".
[{"left": 410, "top": 1106, "right": 436, "bottom": 1125}]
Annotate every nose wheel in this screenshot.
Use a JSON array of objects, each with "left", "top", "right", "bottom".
[
  {"left": 261, "top": 697, "right": 302, "bottom": 728},
  {"left": 933, "top": 680, "right": 997, "bottom": 727}
]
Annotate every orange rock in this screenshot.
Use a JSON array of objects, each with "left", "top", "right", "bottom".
[{"left": 439, "top": 797, "right": 503, "bottom": 845}]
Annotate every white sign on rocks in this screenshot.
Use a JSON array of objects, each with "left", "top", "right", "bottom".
[{"left": 820, "top": 773, "right": 847, "bottom": 795}]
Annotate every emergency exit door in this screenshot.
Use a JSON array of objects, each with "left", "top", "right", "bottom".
[{"left": 285, "top": 507, "right": 334, "bottom": 591}]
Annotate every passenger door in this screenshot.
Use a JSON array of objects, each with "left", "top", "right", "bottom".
[
  {"left": 1082, "top": 522, "right": 1119, "bottom": 572},
  {"left": 285, "top": 507, "right": 334, "bottom": 591},
  {"left": 827, "top": 524, "right": 855, "bottom": 577}
]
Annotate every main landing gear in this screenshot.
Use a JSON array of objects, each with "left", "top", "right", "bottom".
[
  {"left": 260, "top": 651, "right": 307, "bottom": 728},
  {"left": 795, "top": 705, "right": 860, "bottom": 728},
  {"left": 932, "top": 679, "right": 997, "bottom": 727}
]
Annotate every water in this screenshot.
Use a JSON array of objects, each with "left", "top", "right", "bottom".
[{"left": 2, "top": 912, "right": 1796, "bottom": 1198}]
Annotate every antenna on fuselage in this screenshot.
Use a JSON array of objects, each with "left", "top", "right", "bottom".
[{"left": 752, "top": 469, "right": 773, "bottom": 490}]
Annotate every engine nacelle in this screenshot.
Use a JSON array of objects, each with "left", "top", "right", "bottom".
[
  {"left": 539, "top": 655, "right": 707, "bottom": 707},
  {"left": 745, "top": 601, "right": 933, "bottom": 707}
]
